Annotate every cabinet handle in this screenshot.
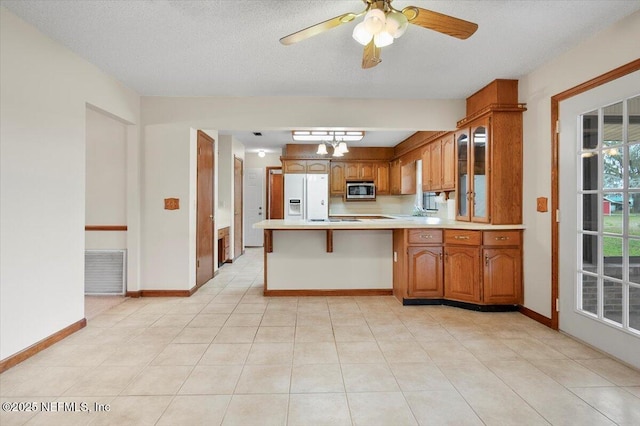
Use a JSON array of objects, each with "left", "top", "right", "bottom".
[
  {"left": 439, "top": 252, "right": 443, "bottom": 259},
  {"left": 485, "top": 255, "right": 489, "bottom": 266},
  {"left": 494, "top": 236, "right": 509, "bottom": 241},
  {"left": 454, "top": 236, "right": 470, "bottom": 240},
  {"left": 420, "top": 234, "right": 433, "bottom": 239}
]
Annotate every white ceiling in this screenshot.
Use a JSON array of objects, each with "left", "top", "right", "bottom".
[{"left": 4, "top": 0, "right": 639, "bottom": 150}]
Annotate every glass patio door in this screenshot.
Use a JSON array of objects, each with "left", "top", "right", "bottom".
[{"left": 558, "top": 70, "right": 640, "bottom": 369}]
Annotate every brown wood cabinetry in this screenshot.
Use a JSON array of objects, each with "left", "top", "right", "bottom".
[
  {"left": 444, "top": 230, "right": 482, "bottom": 303},
  {"left": 376, "top": 162, "right": 390, "bottom": 195},
  {"left": 390, "top": 159, "right": 416, "bottom": 195},
  {"left": 345, "top": 162, "right": 376, "bottom": 180},
  {"left": 482, "top": 230, "right": 522, "bottom": 304},
  {"left": 393, "top": 229, "right": 443, "bottom": 299},
  {"left": 421, "top": 133, "right": 455, "bottom": 193},
  {"left": 283, "top": 160, "right": 329, "bottom": 174},
  {"left": 390, "top": 160, "right": 401, "bottom": 195},
  {"left": 441, "top": 135, "right": 455, "bottom": 190},
  {"left": 399, "top": 161, "right": 416, "bottom": 195},
  {"left": 217, "top": 227, "right": 230, "bottom": 265},
  {"left": 332, "top": 161, "right": 390, "bottom": 196},
  {"left": 330, "top": 162, "right": 345, "bottom": 195},
  {"left": 455, "top": 109, "right": 524, "bottom": 224},
  {"left": 395, "top": 228, "right": 522, "bottom": 307}
]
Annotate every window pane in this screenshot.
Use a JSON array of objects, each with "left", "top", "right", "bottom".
[
  {"left": 581, "top": 273, "right": 598, "bottom": 315},
  {"left": 631, "top": 239, "right": 640, "bottom": 285},
  {"left": 603, "top": 236, "right": 623, "bottom": 279},
  {"left": 581, "top": 234, "right": 598, "bottom": 273},
  {"left": 472, "top": 126, "right": 488, "bottom": 220},
  {"left": 603, "top": 192, "right": 623, "bottom": 234},
  {"left": 603, "top": 148, "right": 623, "bottom": 189},
  {"left": 631, "top": 193, "right": 640, "bottom": 236},
  {"left": 631, "top": 144, "right": 640, "bottom": 190},
  {"left": 603, "top": 102, "right": 623, "bottom": 147},
  {"left": 582, "top": 194, "right": 599, "bottom": 231},
  {"left": 628, "top": 95, "right": 640, "bottom": 144},
  {"left": 583, "top": 110, "right": 599, "bottom": 149},
  {"left": 582, "top": 153, "right": 599, "bottom": 190},
  {"left": 603, "top": 280, "right": 623, "bottom": 325},
  {"left": 630, "top": 285, "right": 640, "bottom": 332}
]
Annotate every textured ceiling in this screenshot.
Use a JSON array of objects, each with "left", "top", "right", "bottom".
[{"left": 3, "top": 0, "right": 639, "bottom": 149}]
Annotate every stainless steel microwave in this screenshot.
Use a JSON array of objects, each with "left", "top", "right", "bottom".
[{"left": 346, "top": 181, "right": 376, "bottom": 200}]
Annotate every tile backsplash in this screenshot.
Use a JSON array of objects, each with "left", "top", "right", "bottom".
[{"left": 329, "top": 195, "right": 416, "bottom": 215}]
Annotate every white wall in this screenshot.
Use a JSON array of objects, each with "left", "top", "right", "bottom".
[
  {"left": 85, "top": 106, "right": 128, "bottom": 250},
  {"left": 0, "top": 8, "right": 140, "bottom": 360},
  {"left": 217, "top": 135, "right": 233, "bottom": 229},
  {"left": 519, "top": 10, "right": 640, "bottom": 317},
  {"left": 232, "top": 138, "right": 245, "bottom": 258}
]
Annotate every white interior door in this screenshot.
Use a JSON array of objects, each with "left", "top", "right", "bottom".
[
  {"left": 559, "top": 70, "right": 640, "bottom": 369},
  {"left": 244, "top": 168, "right": 264, "bottom": 246}
]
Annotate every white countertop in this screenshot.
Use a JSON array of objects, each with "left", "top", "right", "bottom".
[{"left": 254, "top": 214, "right": 525, "bottom": 230}]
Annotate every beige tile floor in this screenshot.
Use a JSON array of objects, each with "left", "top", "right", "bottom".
[{"left": 2, "top": 248, "right": 640, "bottom": 425}]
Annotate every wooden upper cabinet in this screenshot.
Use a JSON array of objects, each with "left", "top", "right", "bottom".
[
  {"left": 421, "top": 147, "right": 431, "bottom": 192},
  {"left": 283, "top": 160, "right": 329, "bottom": 174},
  {"left": 376, "top": 162, "right": 390, "bottom": 195},
  {"left": 455, "top": 109, "right": 524, "bottom": 224},
  {"left": 400, "top": 161, "right": 417, "bottom": 195},
  {"left": 422, "top": 136, "right": 453, "bottom": 193},
  {"left": 345, "top": 163, "right": 359, "bottom": 179},
  {"left": 283, "top": 160, "right": 307, "bottom": 174},
  {"left": 330, "top": 162, "right": 345, "bottom": 195},
  {"left": 345, "top": 162, "right": 375, "bottom": 180},
  {"left": 390, "top": 160, "right": 401, "bottom": 195},
  {"left": 306, "top": 160, "right": 329, "bottom": 174},
  {"left": 441, "top": 135, "right": 455, "bottom": 190},
  {"left": 360, "top": 163, "right": 376, "bottom": 180}
]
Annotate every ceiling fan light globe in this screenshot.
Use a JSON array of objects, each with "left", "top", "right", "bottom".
[
  {"left": 352, "top": 22, "right": 373, "bottom": 45},
  {"left": 332, "top": 149, "right": 344, "bottom": 157},
  {"left": 374, "top": 31, "right": 394, "bottom": 48},
  {"left": 386, "top": 10, "right": 408, "bottom": 38},
  {"left": 337, "top": 142, "right": 349, "bottom": 153},
  {"left": 363, "top": 9, "right": 385, "bottom": 35},
  {"left": 317, "top": 143, "right": 328, "bottom": 155}
]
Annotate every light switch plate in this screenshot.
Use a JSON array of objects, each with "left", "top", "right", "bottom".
[
  {"left": 165, "top": 198, "right": 179, "bottom": 210},
  {"left": 536, "top": 197, "right": 548, "bottom": 212}
]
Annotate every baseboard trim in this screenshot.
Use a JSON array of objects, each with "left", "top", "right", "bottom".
[
  {"left": 126, "top": 290, "right": 191, "bottom": 297},
  {"left": 264, "top": 289, "right": 393, "bottom": 297},
  {"left": 0, "top": 318, "right": 87, "bottom": 373},
  {"left": 403, "top": 298, "right": 519, "bottom": 312},
  {"left": 519, "top": 305, "right": 553, "bottom": 328}
]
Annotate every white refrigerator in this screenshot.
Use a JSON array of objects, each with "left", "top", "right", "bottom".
[{"left": 284, "top": 174, "right": 329, "bottom": 221}]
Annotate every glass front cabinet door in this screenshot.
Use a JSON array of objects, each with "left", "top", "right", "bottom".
[
  {"left": 456, "top": 118, "right": 491, "bottom": 223},
  {"left": 455, "top": 129, "right": 470, "bottom": 220},
  {"left": 471, "top": 122, "right": 490, "bottom": 222}
]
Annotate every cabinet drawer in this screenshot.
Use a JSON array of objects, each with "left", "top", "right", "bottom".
[
  {"left": 408, "top": 229, "right": 443, "bottom": 245},
  {"left": 444, "top": 230, "right": 482, "bottom": 245},
  {"left": 483, "top": 230, "right": 521, "bottom": 246}
]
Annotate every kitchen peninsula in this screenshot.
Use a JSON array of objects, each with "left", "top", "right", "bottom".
[{"left": 254, "top": 216, "right": 525, "bottom": 309}]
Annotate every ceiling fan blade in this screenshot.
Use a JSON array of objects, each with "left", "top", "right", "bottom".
[
  {"left": 402, "top": 6, "right": 478, "bottom": 40},
  {"left": 280, "top": 12, "right": 359, "bottom": 45},
  {"left": 362, "top": 40, "right": 381, "bottom": 69}
]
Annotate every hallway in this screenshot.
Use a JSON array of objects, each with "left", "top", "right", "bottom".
[{"left": 1, "top": 248, "right": 639, "bottom": 425}]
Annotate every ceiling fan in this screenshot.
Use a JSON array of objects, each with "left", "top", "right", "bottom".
[{"left": 280, "top": 0, "right": 478, "bottom": 69}]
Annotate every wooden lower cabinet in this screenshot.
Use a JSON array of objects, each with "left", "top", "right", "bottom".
[
  {"left": 408, "top": 246, "right": 443, "bottom": 297},
  {"left": 395, "top": 228, "right": 522, "bottom": 306},
  {"left": 444, "top": 245, "right": 481, "bottom": 303},
  {"left": 483, "top": 247, "right": 522, "bottom": 304}
]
